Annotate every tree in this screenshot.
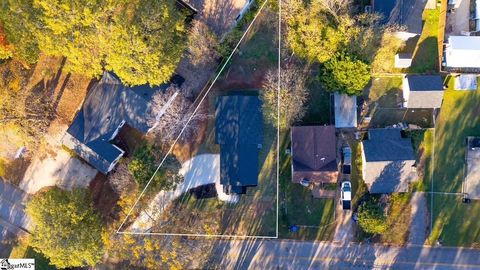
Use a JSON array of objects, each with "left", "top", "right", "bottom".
[
  {"left": 1, "top": 0, "right": 188, "bottom": 85},
  {"left": 148, "top": 85, "right": 208, "bottom": 144},
  {"left": 105, "top": 0, "right": 188, "bottom": 86},
  {"left": 186, "top": 20, "right": 220, "bottom": 67},
  {"left": 0, "top": 0, "right": 40, "bottom": 64},
  {"left": 26, "top": 187, "right": 105, "bottom": 268},
  {"left": 357, "top": 196, "right": 388, "bottom": 234},
  {"left": 128, "top": 144, "right": 183, "bottom": 193},
  {"left": 0, "top": 24, "right": 13, "bottom": 60},
  {"left": 320, "top": 52, "right": 371, "bottom": 96},
  {"left": 261, "top": 64, "right": 308, "bottom": 129},
  {"left": 284, "top": 0, "right": 345, "bottom": 63}
]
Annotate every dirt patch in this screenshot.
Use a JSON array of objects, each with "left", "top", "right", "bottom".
[{"left": 89, "top": 173, "right": 121, "bottom": 223}]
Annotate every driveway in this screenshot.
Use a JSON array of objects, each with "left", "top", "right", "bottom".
[
  {"left": 409, "top": 192, "right": 428, "bottom": 245},
  {"left": 187, "top": 0, "right": 250, "bottom": 37},
  {"left": 20, "top": 149, "right": 97, "bottom": 194},
  {"left": 0, "top": 178, "right": 31, "bottom": 240},
  {"left": 214, "top": 239, "right": 480, "bottom": 269},
  {"left": 130, "top": 154, "right": 238, "bottom": 232}
]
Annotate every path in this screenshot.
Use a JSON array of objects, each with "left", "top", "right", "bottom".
[
  {"left": 409, "top": 192, "right": 428, "bottom": 245},
  {"left": 130, "top": 154, "right": 238, "bottom": 232},
  {"left": 214, "top": 239, "right": 480, "bottom": 269}
]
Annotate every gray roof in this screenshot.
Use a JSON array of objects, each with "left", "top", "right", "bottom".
[
  {"left": 404, "top": 75, "right": 444, "bottom": 108},
  {"left": 362, "top": 129, "right": 417, "bottom": 193},
  {"left": 63, "top": 73, "right": 168, "bottom": 174},
  {"left": 334, "top": 93, "right": 357, "bottom": 128},
  {"left": 215, "top": 95, "right": 262, "bottom": 194},
  {"left": 405, "top": 75, "right": 443, "bottom": 91}
]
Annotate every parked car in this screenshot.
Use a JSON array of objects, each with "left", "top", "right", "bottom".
[
  {"left": 341, "top": 181, "right": 352, "bottom": 210},
  {"left": 342, "top": 146, "right": 352, "bottom": 175}
]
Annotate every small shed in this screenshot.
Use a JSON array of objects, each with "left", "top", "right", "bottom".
[
  {"left": 395, "top": 53, "right": 413, "bottom": 68},
  {"left": 334, "top": 93, "right": 357, "bottom": 128},
  {"left": 455, "top": 74, "right": 478, "bottom": 90}
]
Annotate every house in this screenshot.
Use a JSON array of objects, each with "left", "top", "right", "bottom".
[
  {"left": 361, "top": 128, "right": 417, "bottom": 193},
  {"left": 215, "top": 94, "right": 262, "bottom": 195},
  {"left": 62, "top": 73, "right": 169, "bottom": 174},
  {"left": 370, "top": 0, "right": 428, "bottom": 34},
  {"left": 291, "top": 125, "right": 338, "bottom": 184},
  {"left": 464, "top": 137, "right": 480, "bottom": 199},
  {"left": 402, "top": 75, "right": 444, "bottom": 108},
  {"left": 445, "top": 36, "right": 480, "bottom": 69},
  {"left": 394, "top": 53, "right": 413, "bottom": 68},
  {"left": 334, "top": 93, "right": 357, "bottom": 128}
]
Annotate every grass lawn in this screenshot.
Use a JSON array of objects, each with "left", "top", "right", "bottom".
[
  {"left": 409, "top": 8, "right": 439, "bottom": 73},
  {"left": 301, "top": 76, "right": 332, "bottom": 125},
  {"left": 10, "top": 240, "right": 56, "bottom": 270},
  {"left": 380, "top": 193, "right": 412, "bottom": 245},
  {"left": 424, "top": 80, "right": 480, "bottom": 246}
]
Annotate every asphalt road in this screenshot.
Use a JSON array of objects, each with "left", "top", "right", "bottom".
[{"left": 215, "top": 239, "right": 480, "bottom": 270}]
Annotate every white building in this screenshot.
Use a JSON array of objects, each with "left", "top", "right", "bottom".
[{"left": 445, "top": 36, "right": 480, "bottom": 69}]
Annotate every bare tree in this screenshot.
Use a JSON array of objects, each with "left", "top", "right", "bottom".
[
  {"left": 261, "top": 63, "right": 309, "bottom": 130},
  {"left": 147, "top": 85, "right": 209, "bottom": 144},
  {"left": 321, "top": 0, "right": 352, "bottom": 17},
  {"left": 187, "top": 21, "right": 220, "bottom": 67}
]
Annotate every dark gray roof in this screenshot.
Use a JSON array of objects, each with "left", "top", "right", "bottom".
[
  {"left": 63, "top": 73, "right": 168, "bottom": 174},
  {"left": 405, "top": 75, "right": 443, "bottom": 91},
  {"left": 404, "top": 75, "right": 444, "bottom": 108},
  {"left": 215, "top": 95, "right": 262, "bottom": 194},
  {"left": 362, "top": 128, "right": 417, "bottom": 193}
]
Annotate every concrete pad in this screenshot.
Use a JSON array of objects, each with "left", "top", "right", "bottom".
[{"left": 20, "top": 149, "right": 97, "bottom": 194}]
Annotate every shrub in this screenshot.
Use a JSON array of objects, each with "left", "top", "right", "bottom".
[{"left": 357, "top": 196, "right": 388, "bottom": 234}]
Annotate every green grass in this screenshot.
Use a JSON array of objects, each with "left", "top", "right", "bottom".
[
  {"left": 350, "top": 142, "right": 368, "bottom": 208},
  {"left": 367, "top": 76, "right": 403, "bottom": 105},
  {"left": 301, "top": 73, "right": 332, "bottom": 125},
  {"left": 409, "top": 8, "right": 439, "bottom": 73},
  {"left": 423, "top": 88, "right": 480, "bottom": 246},
  {"left": 10, "top": 242, "right": 56, "bottom": 270},
  {"left": 380, "top": 193, "right": 411, "bottom": 245}
]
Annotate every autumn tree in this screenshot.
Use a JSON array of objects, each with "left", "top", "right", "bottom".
[
  {"left": 284, "top": 0, "right": 345, "bottom": 63},
  {"left": 320, "top": 52, "right": 371, "bottom": 96},
  {"left": 261, "top": 64, "right": 308, "bottom": 129},
  {"left": 1, "top": 0, "right": 188, "bottom": 85},
  {"left": 0, "top": 24, "right": 13, "bottom": 60},
  {"left": 26, "top": 187, "right": 105, "bottom": 268},
  {"left": 148, "top": 86, "right": 208, "bottom": 144},
  {"left": 0, "top": 0, "right": 40, "bottom": 63},
  {"left": 186, "top": 20, "right": 220, "bottom": 67}
]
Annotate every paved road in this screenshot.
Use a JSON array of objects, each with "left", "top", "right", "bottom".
[
  {"left": 0, "top": 178, "right": 31, "bottom": 239},
  {"left": 215, "top": 239, "right": 480, "bottom": 270}
]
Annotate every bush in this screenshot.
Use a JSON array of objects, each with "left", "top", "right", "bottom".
[
  {"left": 320, "top": 52, "right": 371, "bottom": 96},
  {"left": 357, "top": 196, "right": 388, "bottom": 234},
  {"left": 128, "top": 144, "right": 183, "bottom": 193}
]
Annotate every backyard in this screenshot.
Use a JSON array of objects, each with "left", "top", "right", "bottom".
[{"left": 362, "top": 76, "right": 434, "bottom": 128}]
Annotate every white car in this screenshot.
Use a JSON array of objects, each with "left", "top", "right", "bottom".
[{"left": 341, "top": 181, "right": 352, "bottom": 210}]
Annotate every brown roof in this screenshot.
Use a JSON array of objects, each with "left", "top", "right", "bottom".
[{"left": 291, "top": 126, "right": 338, "bottom": 183}]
